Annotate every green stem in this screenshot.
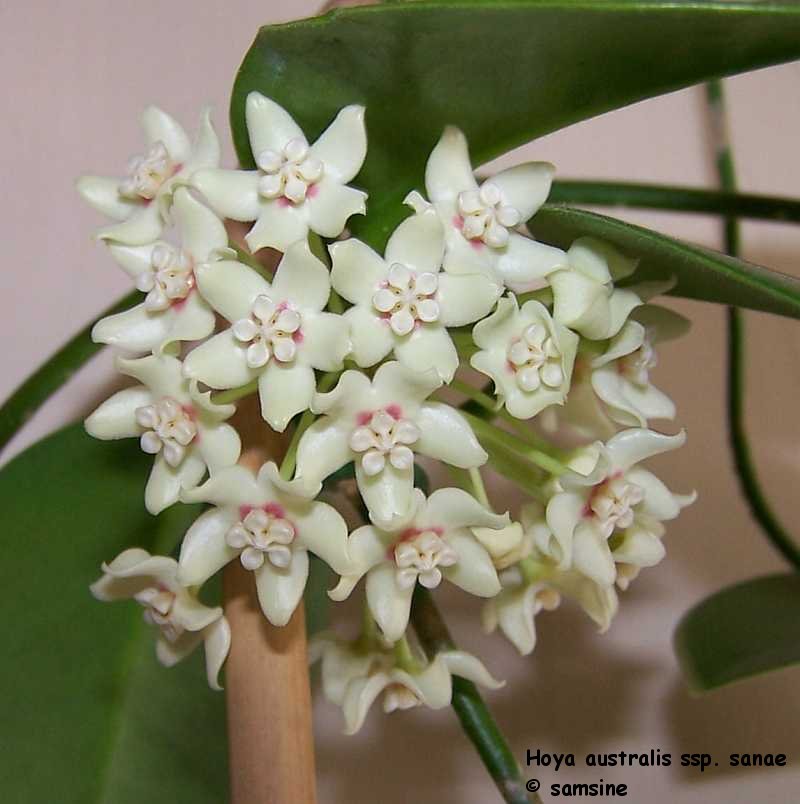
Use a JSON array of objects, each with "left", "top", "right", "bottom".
[
  {"left": 462, "top": 409, "right": 566, "bottom": 477},
  {"left": 469, "top": 467, "right": 491, "bottom": 509},
  {"left": 212, "top": 378, "right": 259, "bottom": 405},
  {"left": 411, "top": 587, "right": 536, "bottom": 804},
  {"left": 393, "top": 634, "right": 425, "bottom": 674},
  {"left": 548, "top": 180, "right": 800, "bottom": 224},
  {"left": 707, "top": 80, "right": 800, "bottom": 571},
  {"left": 0, "top": 289, "right": 141, "bottom": 456}
]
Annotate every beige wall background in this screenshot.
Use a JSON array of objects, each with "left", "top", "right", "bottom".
[{"left": 3, "top": 1, "right": 800, "bottom": 802}]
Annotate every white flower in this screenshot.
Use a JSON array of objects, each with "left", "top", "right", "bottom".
[
  {"left": 590, "top": 305, "right": 689, "bottom": 427},
  {"left": 312, "top": 633, "right": 503, "bottom": 734},
  {"left": 331, "top": 207, "right": 501, "bottom": 381},
  {"left": 294, "top": 361, "right": 487, "bottom": 524},
  {"left": 84, "top": 354, "right": 240, "bottom": 514},
  {"left": 192, "top": 93, "right": 367, "bottom": 252},
  {"left": 470, "top": 294, "right": 579, "bottom": 419},
  {"left": 405, "top": 126, "right": 567, "bottom": 292},
  {"left": 183, "top": 240, "right": 349, "bottom": 431},
  {"left": 91, "top": 189, "right": 223, "bottom": 355},
  {"left": 77, "top": 106, "right": 220, "bottom": 245},
  {"left": 329, "top": 488, "right": 507, "bottom": 642},
  {"left": 482, "top": 504, "right": 619, "bottom": 655},
  {"left": 91, "top": 548, "right": 231, "bottom": 689},
  {"left": 546, "top": 428, "right": 695, "bottom": 586},
  {"left": 177, "top": 463, "right": 351, "bottom": 626},
  {"left": 548, "top": 237, "right": 643, "bottom": 340}
]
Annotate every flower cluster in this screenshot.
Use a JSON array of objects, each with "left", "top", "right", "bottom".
[{"left": 81, "top": 94, "right": 694, "bottom": 731}]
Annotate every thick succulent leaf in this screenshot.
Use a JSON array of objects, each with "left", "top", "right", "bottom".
[
  {"left": 674, "top": 574, "right": 800, "bottom": 692},
  {"left": 231, "top": 0, "right": 800, "bottom": 247},
  {"left": 0, "top": 424, "right": 225, "bottom": 804},
  {"left": 529, "top": 204, "right": 800, "bottom": 318}
]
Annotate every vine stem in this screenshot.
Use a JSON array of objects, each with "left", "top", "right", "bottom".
[
  {"left": 706, "top": 80, "right": 800, "bottom": 570},
  {"left": 410, "top": 587, "right": 537, "bottom": 804}
]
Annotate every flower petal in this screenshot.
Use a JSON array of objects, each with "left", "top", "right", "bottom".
[
  {"left": 309, "top": 104, "right": 367, "bottom": 184},
  {"left": 91, "top": 304, "right": 170, "bottom": 356},
  {"left": 258, "top": 362, "right": 315, "bottom": 433},
  {"left": 371, "top": 360, "right": 441, "bottom": 409},
  {"left": 246, "top": 202, "right": 308, "bottom": 253},
  {"left": 255, "top": 548, "right": 309, "bottom": 626},
  {"left": 307, "top": 181, "right": 367, "bottom": 239},
  {"left": 294, "top": 419, "right": 352, "bottom": 490},
  {"left": 330, "top": 239, "right": 388, "bottom": 305},
  {"left": 300, "top": 311, "right": 350, "bottom": 371},
  {"left": 85, "top": 386, "right": 151, "bottom": 439},
  {"left": 384, "top": 208, "right": 444, "bottom": 274},
  {"left": 342, "top": 672, "right": 392, "bottom": 734},
  {"left": 246, "top": 92, "right": 305, "bottom": 156},
  {"left": 163, "top": 292, "right": 216, "bottom": 351},
  {"left": 425, "top": 126, "right": 478, "bottom": 203},
  {"left": 544, "top": 490, "right": 584, "bottom": 569},
  {"left": 495, "top": 234, "right": 567, "bottom": 292},
  {"left": 106, "top": 242, "right": 155, "bottom": 281},
  {"left": 183, "top": 329, "right": 256, "bottom": 390},
  {"left": 203, "top": 616, "right": 231, "bottom": 690},
  {"left": 90, "top": 548, "right": 177, "bottom": 601},
  {"left": 195, "top": 421, "right": 241, "bottom": 474},
  {"left": 605, "top": 428, "right": 686, "bottom": 473},
  {"left": 393, "top": 325, "right": 459, "bottom": 383},
  {"left": 191, "top": 168, "right": 261, "bottom": 221},
  {"left": 366, "top": 563, "right": 414, "bottom": 642},
  {"left": 294, "top": 500, "right": 351, "bottom": 575},
  {"left": 440, "top": 650, "right": 505, "bottom": 689},
  {"left": 489, "top": 162, "right": 555, "bottom": 221},
  {"left": 437, "top": 272, "right": 501, "bottom": 327},
  {"left": 421, "top": 488, "right": 508, "bottom": 531},
  {"left": 156, "top": 631, "right": 205, "bottom": 668},
  {"left": 311, "top": 369, "right": 372, "bottom": 416},
  {"left": 97, "top": 202, "right": 163, "bottom": 245},
  {"left": 76, "top": 175, "right": 138, "bottom": 221},
  {"left": 270, "top": 240, "right": 331, "bottom": 312},
  {"left": 482, "top": 585, "right": 539, "bottom": 655},
  {"left": 172, "top": 187, "right": 227, "bottom": 261},
  {"left": 442, "top": 530, "right": 500, "bottom": 596},
  {"left": 343, "top": 306, "right": 394, "bottom": 368},
  {"left": 117, "top": 354, "right": 185, "bottom": 400},
  {"left": 188, "top": 107, "right": 221, "bottom": 170},
  {"left": 142, "top": 106, "right": 191, "bottom": 162},
  {"left": 195, "top": 258, "right": 271, "bottom": 323},
  {"left": 573, "top": 521, "right": 616, "bottom": 586},
  {"left": 145, "top": 452, "right": 206, "bottom": 515},
  {"left": 626, "top": 467, "right": 692, "bottom": 521},
  {"left": 355, "top": 461, "right": 414, "bottom": 526},
  {"left": 178, "top": 507, "right": 240, "bottom": 586},
  {"left": 415, "top": 402, "right": 487, "bottom": 468}
]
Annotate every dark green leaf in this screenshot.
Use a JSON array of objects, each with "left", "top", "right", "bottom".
[
  {"left": 529, "top": 204, "right": 800, "bottom": 318},
  {"left": 231, "top": 0, "right": 800, "bottom": 247},
  {"left": 0, "top": 424, "right": 226, "bottom": 804},
  {"left": 674, "top": 574, "right": 800, "bottom": 692},
  {"left": 550, "top": 180, "right": 800, "bottom": 224}
]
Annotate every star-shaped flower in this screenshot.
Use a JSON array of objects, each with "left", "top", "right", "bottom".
[
  {"left": 192, "top": 92, "right": 367, "bottom": 252},
  {"left": 331, "top": 207, "right": 501, "bottom": 382},
  {"left": 77, "top": 106, "right": 220, "bottom": 245},
  {"left": 182, "top": 240, "right": 350, "bottom": 432},
  {"left": 91, "top": 189, "right": 224, "bottom": 355},
  {"left": 91, "top": 548, "right": 231, "bottom": 689},
  {"left": 177, "top": 463, "right": 351, "bottom": 626},
  {"left": 329, "top": 488, "right": 507, "bottom": 642},
  {"left": 85, "top": 354, "right": 240, "bottom": 514},
  {"left": 405, "top": 126, "right": 567, "bottom": 292},
  {"left": 548, "top": 237, "right": 644, "bottom": 340},
  {"left": 293, "top": 361, "right": 487, "bottom": 524},
  {"left": 546, "top": 428, "right": 695, "bottom": 586},
  {"left": 470, "top": 294, "right": 579, "bottom": 419},
  {"left": 311, "top": 633, "right": 503, "bottom": 734}
]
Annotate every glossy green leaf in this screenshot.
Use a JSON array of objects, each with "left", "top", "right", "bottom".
[
  {"left": 529, "top": 204, "right": 800, "bottom": 318},
  {"left": 674, "top": 574, "right": 800, "bottom": 692},
  {"left": 0, "top": 425, "right": 226, "bottom": 804},
  {"left": 231, "top": 0, "right": 800, "bottom": 247}
]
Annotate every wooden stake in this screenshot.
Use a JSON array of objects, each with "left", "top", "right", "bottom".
[{"left": 224, "top": 566, "right": 317, "bottom": 804}]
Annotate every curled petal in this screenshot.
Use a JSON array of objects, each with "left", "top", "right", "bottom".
[
  {"left": 425, "top": 126, "right": 478, "bottom": 203},
  {"left": 489, "top": 162, "right": 555, "bottom": 221},
  {"left": 246, "top": 92, "right": 305, "bottom": 157},
  {"left": 182, "top": 329, "right": 255, "bottom": 390},
  {"left": 421, "top": 487, "right": 508, "bottom": 531},
  {"left": 255, "top": 548, "right": 309, "bottom": 626},
  {"left": 307, "top": 181, "right": 367, "bottom": 239},
  {"left": 145, "top": 452, "right": 206, "bottom": 515},
  {"left": 300, "top": 312, "right": 351, "bottom": 371},
  {"left": 309, "top": 105, "right": 367, "bottom": 184},
  {"left": 415, "top": 402, "right": 487, "bottom": 468},
  {"left": 371, "top": 360, "right": 441, "bottom": 409},
  {"left": 271, "top": 241, "right": 331, "bottom": 312},
  {"left": 344, "top": 306, "right": 394, "bottom": 368},
  {"left": 181, "top": 465, "right": 265, "bottom": 508},
  {"left": 97, "top": 202, "right": 163, "bottom": 246},
  {"left": 355, "top": 461, "right": 414, "bottom": 527},
  {"left": 191, "top": 168, "right": 261, "bottom": 221},
  {"left": 393, "top": 325, "right": 459, "bottom": 383},
  {"left": 172, "top": 188, "right": 228, "bottom": 261},
  {"left": 384, "top": 208, "right": 444, "bottom": 274},
  {"left": 604, "top": 428, "right": 686, "bottom": 473},
  {"left": 294, "top": 418, "right": 352, "bottom": 490},
  {"left": 142, "top": 106, "right": 191, "bottom": 162},
  {"left": 178, "top": 507, "right": 240, "bottom": 586},
  {"left": 258, "top": 362, "right": 316, "bottom": 433},
  {"left": 441, "top": 530, "right": 501, "bottom": 597},
  {"left": 437, "top": 272, "right": 501, "bottom": 327},
  {"left": 85, "top": 386, "right": 152, "bottom": 440},
  {"left": 246, "top": 201, "right": 308, "bottom": 253},
  {"left": 330, "top": 239, "right": 388, "bottom": 306},
  {"left": 440, "top": 650, "right": 505, "bottom": 689},
  {"left": 366, "top": 563, "right": 414, "bottom": 643},
  {"left": 203, "top": 616, "right": 232, "bottom": 690},
  {"left": 196, "top": 259, "right": 271, "bottom": 324},
  {"left": 77, "top": 175, "right": 139, "bottom": 221},
  {"left": 495, "top": 234, "right": 566, "bottom": 292}
]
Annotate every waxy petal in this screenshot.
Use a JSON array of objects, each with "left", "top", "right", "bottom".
[
  {"left": 172, "top": 188, "right": 227, "bottom": 262},
  {"left": 344, "top": 306, "right": 394, "bottom": 368},
  {"left": 437, "top": 272, "right": 501, "bottom": 327},
  {"left": 246, "top": 201, "right": 308, "bottom": 253},
  {"left": 300, "top": 312, "right": 351, "bottom": 371},
  {"left": 178, "top": 507, "right": 241, "bottom": 586},
  {"left": 255, "top": 548, "right": 309, "bottom": 626},
  {"left": 258, "top": 361, "right": 316, "bottom": 432},
  {"left": 271, "top": 241, "right": 331, "bottom": 312},
  {"left": 307, "top": 181, "right": 367, "bottom": 238},
  {"left": 85, "top": 386, "right": 152, "bottom": 440},
  {"left": 77, "top": 175, "right": 139, "bottom": 221},
  {"left": 384, "top": 208, "right": 444, "bottom": 274},
  {"left": 366, "top": 563, "right": 414, "bottom": 642},
  {"left": 415, "top": 402, "right": 487, "bottom": 468},
  {"left": 490, "top": 162, "right": 555, "bottom": 221},
  {"left": 195, "top": 259, "right": 271, "bottom": 323},
  {"left": 142, "top": 106, "right": 191, "bottom": 163},
  {"left": 246, "top": 92, "right": 306, "bottom": 157},
  {"left": 192, "top": 168, "right": 261, "bottom": 221},
  {"left": 355, "top": 460, "right": 414, "bottom": 527},
  {"left": 393, "top": 325, "right": 459, "bottom": 383},
  {"left": 330, "top": 239, "right": 388, "bottom": 306},
  {"left": 442, "top": 530, "right": 501, "bottom": 596},
  {"left": 425, "top": 126, "right": 478, "bottom": 203},
  {"left": 420, "top": 488, "right": 508, "bottom": 531},
  {"left": 309, "top": 104, "right": 367, "bottom": 183},
  {"left": 183, "top": 329, "right": 256, "bottom": 390},
  {"left": 145, "top": 452, "right": 206, "bottom": 515}
]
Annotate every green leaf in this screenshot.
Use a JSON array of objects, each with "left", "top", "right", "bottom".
[
  {"left": 231, "top": 0, "right": 800, "bottom": 247},
  {"left": 0, "top": 424, "right": 226, "bottom": 804},
  {"left": 0, "top": 289, "right": 139, "bottom": 456},
  {"left": 674, "top": 574, "right": 800, "bottom": 692},
  {"left": 549, "top": 180, "right": 800, "bottom": 224},
  {"left": 529, "top": 204, "right": 800, "bottom": 318}
]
